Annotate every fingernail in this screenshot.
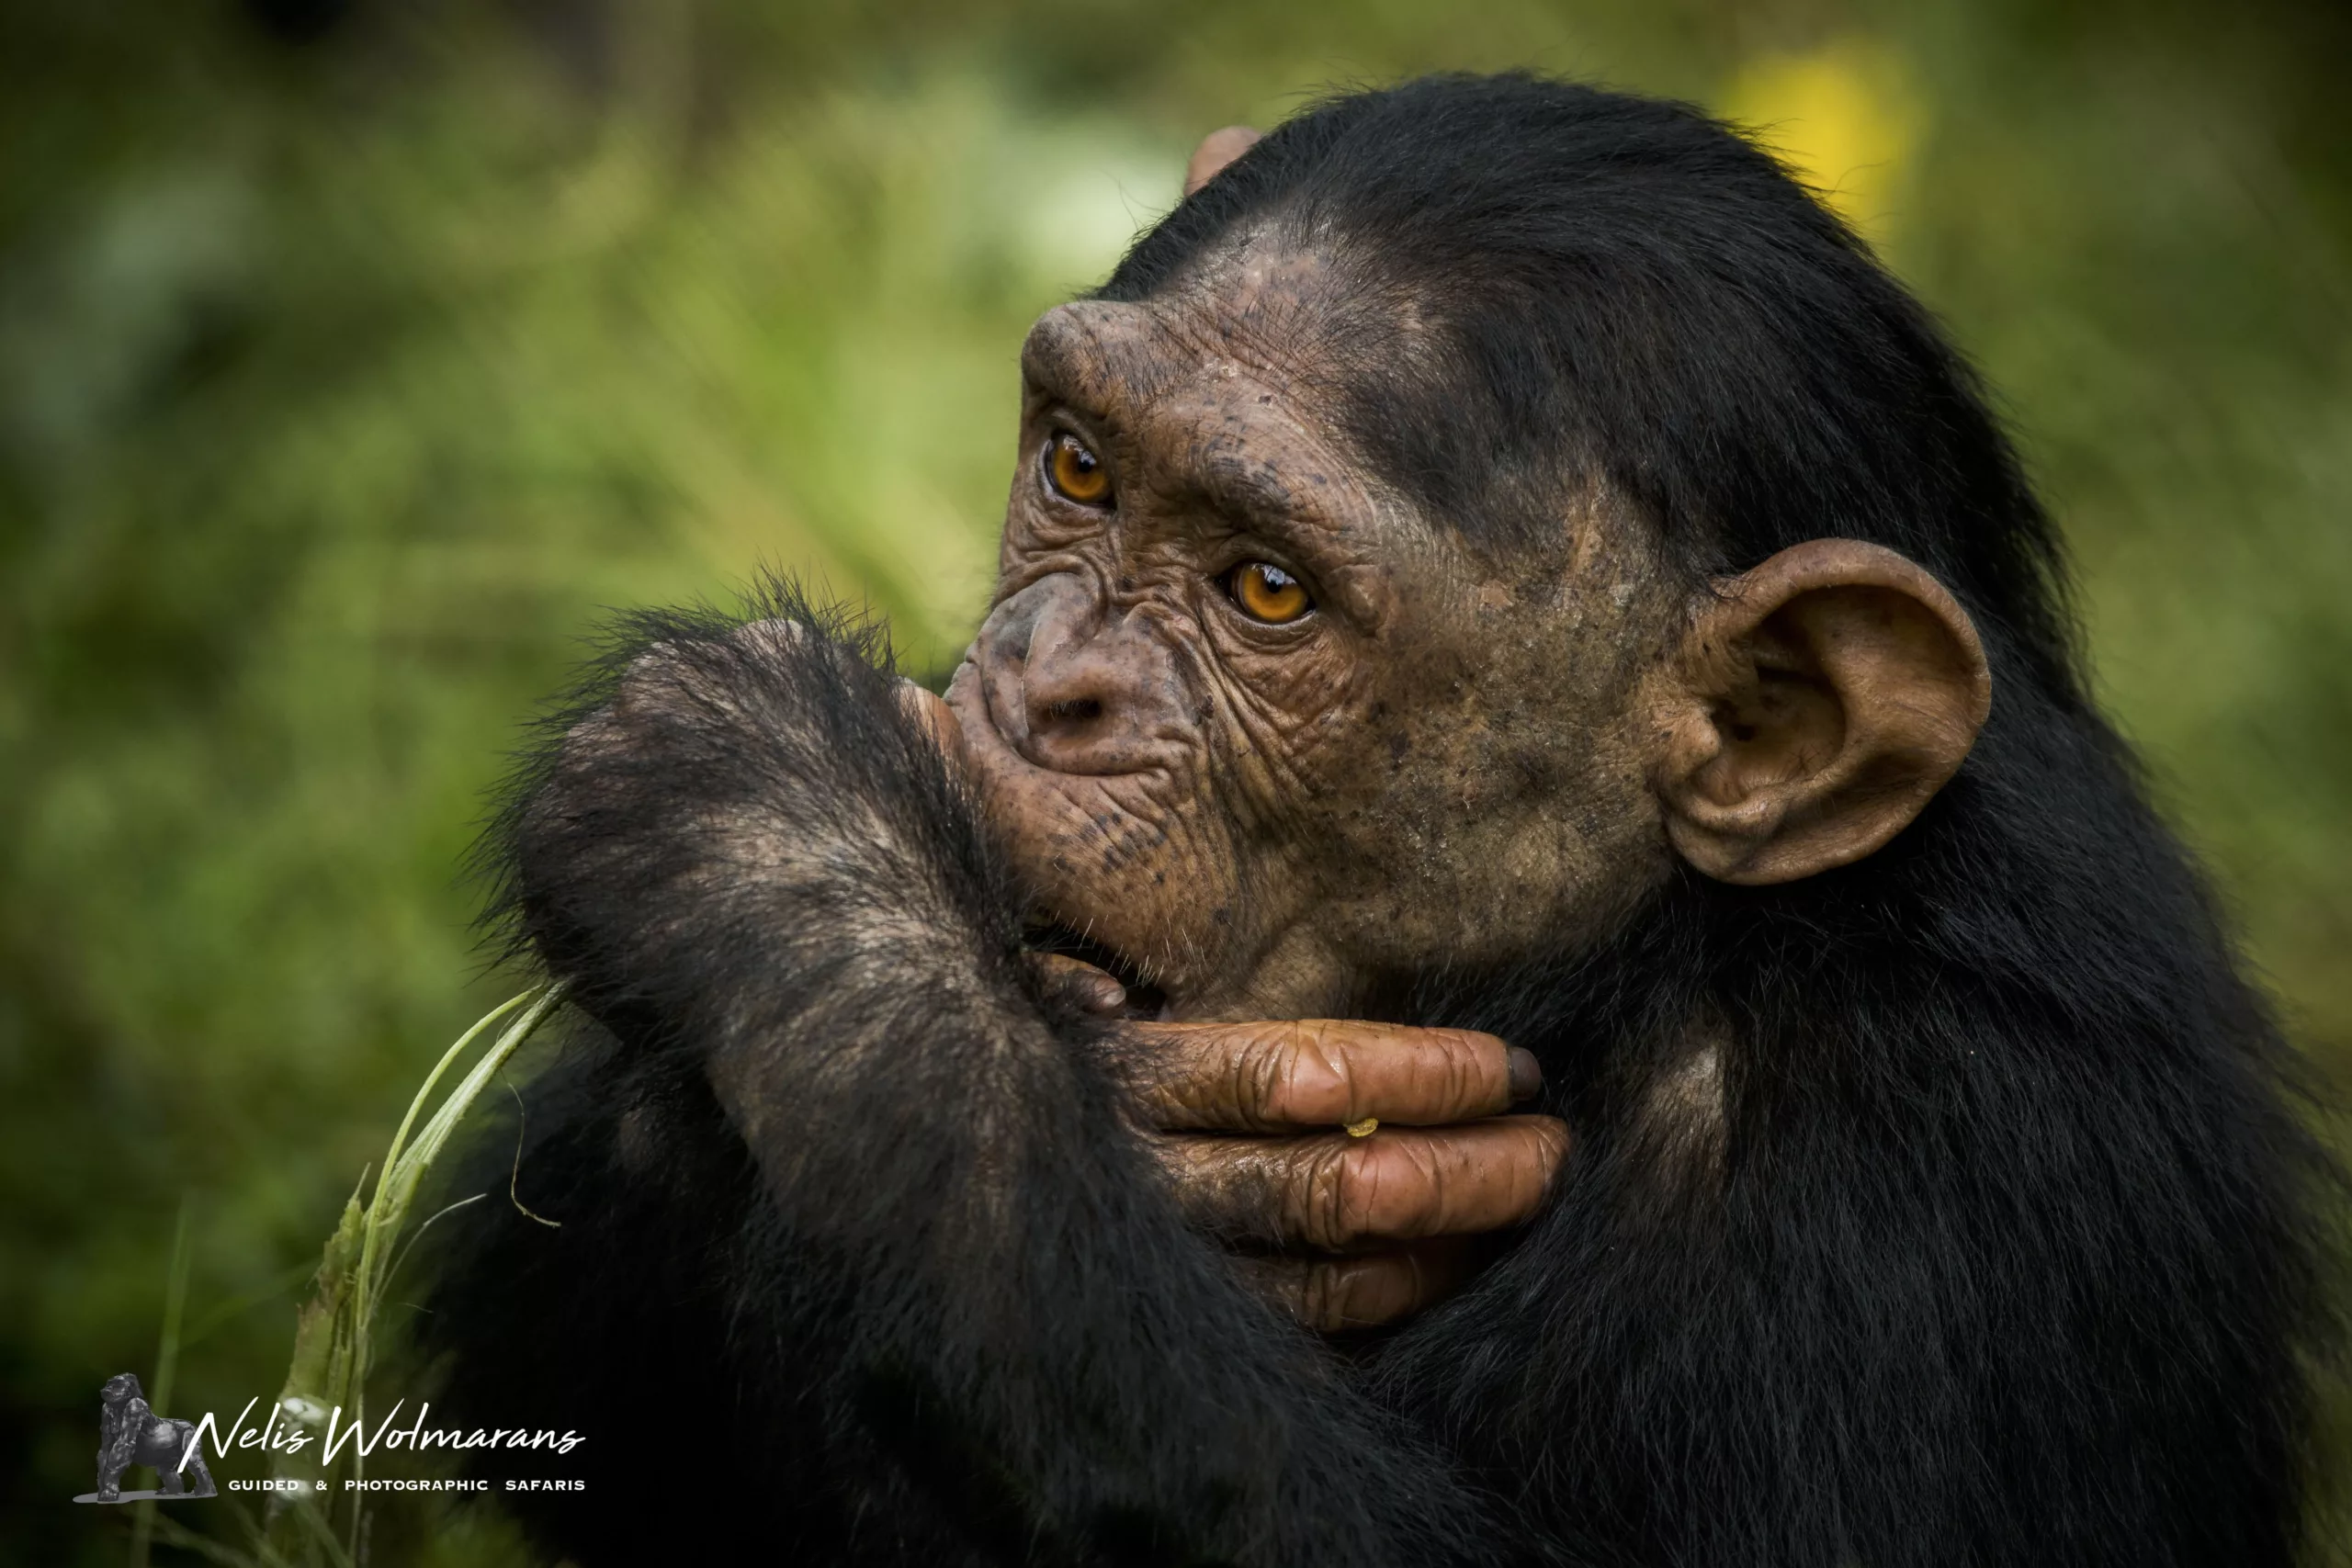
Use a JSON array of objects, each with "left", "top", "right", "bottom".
[
  {"left": 1508, "top": 1047, "right": 1543, "bottom": 1101},
  {"left": 1087, "top": 976, "right": 1127, "bottom": 1014}
]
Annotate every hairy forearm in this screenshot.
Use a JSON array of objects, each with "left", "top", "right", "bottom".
[{"left": 492, "top": 597, "right": 1503, "bottom": 1564}]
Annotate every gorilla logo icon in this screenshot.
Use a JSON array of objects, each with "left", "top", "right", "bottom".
[{"left": 74, "top": 1372, "right": 216, "bottom": 1505}]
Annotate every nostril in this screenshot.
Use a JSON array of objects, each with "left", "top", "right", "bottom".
[{"left": 1037, "top": 696, "right": 1103, "bottom": 727}]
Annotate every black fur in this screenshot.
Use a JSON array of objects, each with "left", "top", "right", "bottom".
[{"left": 424, "top": 75, "right": 2335, "bottom": 1567}]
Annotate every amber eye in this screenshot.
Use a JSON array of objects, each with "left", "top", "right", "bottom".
[
  {"left": 1044, "top": 434, "right": 1113, "bottom": 505},
  {"left": 1228, "top": 561, "right": 1313, "bottom": 625}
]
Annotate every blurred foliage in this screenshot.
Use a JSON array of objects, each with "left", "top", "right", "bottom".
[{"left": 1, "top": 0, "right": 2346, "bottom": 1562}]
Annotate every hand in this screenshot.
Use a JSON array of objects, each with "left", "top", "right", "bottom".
[
  {"left": 1036, "top": 953, "right": 1567, "bottom": 1332},
  {"left": 1126, "top": 1010, "right": 1564, "bottom": 1333}
]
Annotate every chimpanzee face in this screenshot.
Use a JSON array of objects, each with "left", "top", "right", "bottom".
[{"left": 944, "top": 247, "right": 1681, "bottom": 1023}]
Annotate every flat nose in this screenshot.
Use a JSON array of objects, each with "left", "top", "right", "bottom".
[{"left": 968, "top": 574, "right": 1181, "bottom": 774}]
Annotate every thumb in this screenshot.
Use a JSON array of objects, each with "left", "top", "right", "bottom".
[{"left": 897, "top": 680, "right": 966, "bottom": 767}]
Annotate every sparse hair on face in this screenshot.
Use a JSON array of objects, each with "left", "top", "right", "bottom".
[{"left": 1105, "top": 73, "right": 2076, "bottom": 697}]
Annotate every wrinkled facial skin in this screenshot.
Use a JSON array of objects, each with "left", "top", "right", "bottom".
[{"left": 944, "top": 250, "right": 1680, "bottom": 1023}]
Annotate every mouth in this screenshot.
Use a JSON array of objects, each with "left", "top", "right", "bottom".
[{"left": 1023, "top": 914, "right": 1171, "bottom": 1021}]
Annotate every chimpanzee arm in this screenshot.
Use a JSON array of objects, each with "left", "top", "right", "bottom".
[{"left": 490, "top": 593, "right": 1519, "bottom": 1567}]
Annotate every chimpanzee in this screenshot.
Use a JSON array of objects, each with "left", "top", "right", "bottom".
[{"left": 424, "top": 73, "right": 2335, "bottom": 1567}]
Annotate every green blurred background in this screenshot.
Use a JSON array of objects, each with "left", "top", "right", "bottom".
[{"left": 3, "top": 0, "right": 2346, "bottom": 1562}]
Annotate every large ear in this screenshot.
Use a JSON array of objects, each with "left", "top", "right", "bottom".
[
  {"left": 1184, "top": 126, "right": 1261, "bottom": 196},
  {"left": 1652, "top": 539, "right": 1992, "bottom": 885}
]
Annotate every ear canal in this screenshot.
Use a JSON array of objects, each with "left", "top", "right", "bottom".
[{"left": 1656, "top": 540, "right": 1993, "bottom": 886}]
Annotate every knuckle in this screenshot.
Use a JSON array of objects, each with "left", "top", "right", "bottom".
[
  {"left": 1447, "top": 1028, "right": 1510, "bottom": 1111},
  {"left": 1399, "top": 1137, "right": 1453, "bottom": 1229},
  {"left": 1231, "top": 1032, "right": 1289, "bottom": 1127},
  {"left": 1328, "top": 1137, "right": 1437, "bottom": 1246},
  {"left": 1299, "top": 1141, "right": 1362, "bottom": 1247},
  {"left": 1237, "top": 1024, "right": 1350, "bottom": 1127},
  {"left": 1285, "top": 1023, "right": 1355, "bottom": 1123},
  {"left": 1323, "top": 1257, "right": 1413, "bottom": 1331},
  {"left": 1295, "top": 1264, "right": 1341, "bottom": 1330},
  {"left": 1517, "top": 1119, "right": 1573, "bottom": 1181},
  {"left": 1440, "top": 1031, "right": 1484, "bottom": 1113},
  {"left": 600, "top": 646, "right": 687, "bottom": 727},
  {"left": 1495, "top": 1122, "right": 1567, "bottom": 1213}
]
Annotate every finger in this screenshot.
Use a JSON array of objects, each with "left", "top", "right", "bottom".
[
  {"left": 1231, "top": 1238, "right": 1477, "bottom": 1333},
  {"left": 897, "top": 680, "right": 966, "bottom": 763},
  {"left": 1121, "top": 1018, "right": 1542, "bottom": 1132},
  {"left": 1033, "top": 952, "right": 1126, "bottom": 1015},
  {"left": 1156, "top": 1116, "right": 1569, "bottom": 1251},
  {"left": 1184, "top": 126, "right": 1261, "bottom": 196}
]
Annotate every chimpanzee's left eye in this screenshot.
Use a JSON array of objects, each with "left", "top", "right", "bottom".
[
  {"left": 1227, "top": 561, "right": 1313, "bottom": 625},
  {"left": 1044, "top": 434, "right": 1113, "bottom": 506}
]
